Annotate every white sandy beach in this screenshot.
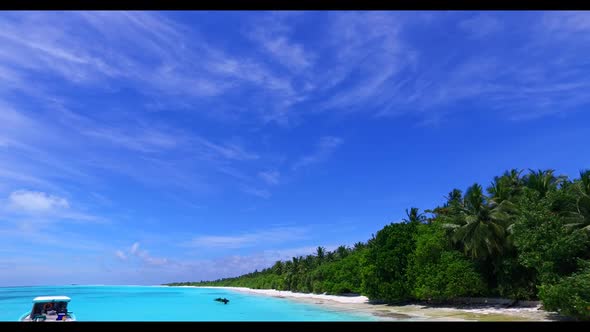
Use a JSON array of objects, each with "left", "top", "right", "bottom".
[
  {"left": 206, "top": 286, "right": 370, "bottom": 304},
  {"left": 186, "top": 286, "right": 562, "bottom": 321}
]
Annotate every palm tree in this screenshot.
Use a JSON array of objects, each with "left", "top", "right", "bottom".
[
  {"left": 580, "top": 169, "right": 590, "bottom": 196},
  {"left": 353, "top": 241, "right": 365, "bottom": 251},
  {"left": 284, "top": 260, "right": 294, "bottom": 290},
  {"left": 429, "top": 189, "right": 464, "bottom": 218},
  {"left": 326, "top": 251, "right": 335, "bottom": 262},
  {"left": 336, "top": 245, "right": 349, "bottom": 259},
  {"left": 443, "top": 183, "right": 513, "bottom": 260},
  {"left": 315, "top": 246, "right": 325, "bottom": 262},
  {"left": 304, "top": 255, "right": 314, "bottom": 269},
  {"left": 403, "top": 207, "right": 427, "bottom": 224},
  {"left": 272, "top": 261, "right": 284, "bottom": 275},
  {"left": 565, "top": 170, "right": 590, "bottom": 232},
  {"left": 446, "top": 189, "right": 463, "bottom": 208},
  {"left": 508, "top": 168, "right": 525, "bottom": 193},
  {"left": 524, "top": 169, "right": 565, "bottom": 197},
  {"left": 487, "top": 176, "right": 511, "bottom": 205},
  {"left": 487, "top": 169, "right": 523, "bottom": 205}
]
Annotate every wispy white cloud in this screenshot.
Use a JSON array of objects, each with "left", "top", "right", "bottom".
[
  {"left": 0, "top": 104, "right": 37, "bottom": 138},
  {"left": 1, "top": 189, "right": 103, "bottom": 223},
  {"left": 261, "top": 245, "right": 339, "bottom": 262},
  {"left": 185, "top": 226, "right": 308, "bottom": 249},
  {"left": 7, "top": 190, "right": 69, "bottom": 213},
  {"left": 0, "top": 94, "right": 266, "bottom": 202},
  {"left": 0, "top": 167, "right": 55, "bottom": 189},
  {"left": 119, "top": 244, "right": 342, "bottom": 283},
  {"left": 241, "top": 186, "right": 271, "bottom": 199},
  {"left": 2, "top": 11, "right": 586, "bottom": 214},
  {"left": 116, "top": 242, "right": 170, "bottom": 267},
  {"left": 130, "top": 242, "right": 140, "bottom": 255},
  {"left": 540, "top": 11, "right": 590, "bottom": 34},
  {"left": 0, "top": 224, "right": 111, "bottom": 252},
  {"left": 2, "top": 11, "right": 588, "bottom": 134},
  {"left": 195, "top": 138, "right": 259, "bottom": 161},
  {"left": 258, "top": 36, "right": 313, "bottom": 71},
  {"left": 303, "top": 11, "right": 590, "bottom": 123},
  {"left": 292, "top": 136, "right": 343, "bottom": 170},
  {"left": 458, "top": 13, "right": 503, "bottom": 39},
  {"left": 247, "top": 14, "right": 315, "bottom": 72},
  {"left": 55, "top": 107, "right": 259, "bottom": 170},
  {"left": 115, "top": 250, "right": 127, "bottom": 260},
  {"left": 0, "top": 12, "right": 121, "bottom": 85},
  {"left": 258, "top": 170, "right": 280, "bottom": 185},
  {"left": 0, "top": 104, "right": 100, "bottom": 190},
  {"left": 297, "top": 12, "right": 418, "bottom": 118},
  {"left": 83, "top": 127, "right": 179, "bottom": 153},
  {"left": 367, "top": 12, "right": 590, "bottom": 121},
  {"left": 0, "top": 11, "right": 295, "bottom": 117}
]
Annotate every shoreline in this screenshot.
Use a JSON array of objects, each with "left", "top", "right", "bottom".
[
  {"left": 179, "top": 286, "right": 562, "bottom": 321},
  {"left": 195, "top": 286, "right": 371, "bottom": 304}
]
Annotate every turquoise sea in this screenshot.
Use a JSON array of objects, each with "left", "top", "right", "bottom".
[{"left": 0, "top": 285, "right": 377, "bottom": 321}]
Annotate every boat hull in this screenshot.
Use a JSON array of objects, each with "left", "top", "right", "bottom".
[{"left": 19, "top": 312, "right": 76, "bottom": 322}]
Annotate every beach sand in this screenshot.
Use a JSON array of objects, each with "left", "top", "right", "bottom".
[{"left": 192, "top": 286, "right": 562, "bottom": 321}]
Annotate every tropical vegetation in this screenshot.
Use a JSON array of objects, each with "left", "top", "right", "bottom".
[{"left": 167, "top": 169, "right": 590, "bottom": 320}]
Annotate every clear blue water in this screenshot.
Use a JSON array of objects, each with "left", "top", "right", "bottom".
[{"left": 0, "top": 285, "right": 377, "bottom": 321}]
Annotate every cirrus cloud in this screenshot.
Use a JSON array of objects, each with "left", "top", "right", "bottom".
[{"left": 7, "top": 190, "right": 69, "bottom": 213}]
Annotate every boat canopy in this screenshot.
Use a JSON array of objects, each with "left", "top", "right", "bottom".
[{"left": 33, "top": 296, "right": 71, "bottom": 303}]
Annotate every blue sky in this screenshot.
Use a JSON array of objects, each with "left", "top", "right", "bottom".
[{"left": 1, "top": 11, "right": 590, "bottom": 286}]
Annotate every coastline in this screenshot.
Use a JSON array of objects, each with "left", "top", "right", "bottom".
[
  {"left": 198, "top": 286, "right": 370, "bottom": 304},
  {"left": 182, "top": 286, "right": 562, "bottom": 321}
]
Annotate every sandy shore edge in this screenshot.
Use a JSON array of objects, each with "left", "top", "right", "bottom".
[
  {"left": 198, "top": 286, "right": 370, "bottom": 304},
  {"left": 171, "top": 286, "right": 560, "bottom": 321}
]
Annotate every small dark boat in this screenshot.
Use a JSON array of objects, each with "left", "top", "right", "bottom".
[{"left": 214, "top": 297, "right": 229, "bottom": 304}]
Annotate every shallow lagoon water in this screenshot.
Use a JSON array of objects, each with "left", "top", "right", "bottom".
[{"left": 0, "top": 285, "right": 377, "bottom": 321}]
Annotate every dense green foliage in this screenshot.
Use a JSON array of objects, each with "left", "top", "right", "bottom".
[
  {"left": 361, "top": 221, "right": 418, "bottom": 302},
  {"left": 167, "top": 169, "right": 590, "bottom": 320},
  {"left": 407, "top": 223, "right": 485, "bottom": 301},
  {"left": 511, "top": 189, "right": 589, "bottom": 285},
  {"left": 539, "top": 261, "right": 590, "bottom": 320}
]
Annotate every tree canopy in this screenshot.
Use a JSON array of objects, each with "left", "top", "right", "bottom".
[{"left": 166, "top": 168, "right": 590, "bottom": 320}]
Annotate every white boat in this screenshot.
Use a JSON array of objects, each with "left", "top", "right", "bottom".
[{"left": 19, "top": 296, "right": 76, "bottom": 322}]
